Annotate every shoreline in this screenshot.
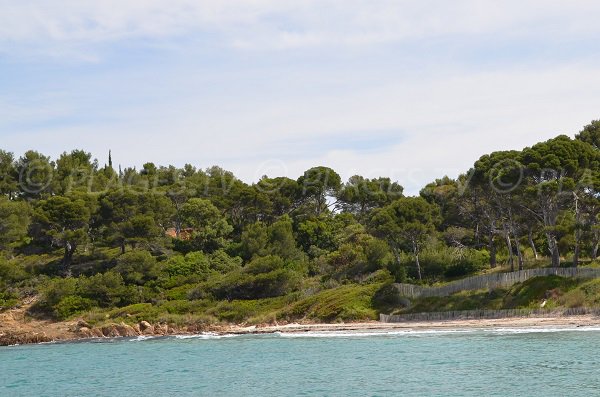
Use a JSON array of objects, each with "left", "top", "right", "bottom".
[
  {"left": 226, "top": 314, "right": 600, "bottom": 334},
  {"left": 3, "top": 314, "right": 600, "bottom": 346}
]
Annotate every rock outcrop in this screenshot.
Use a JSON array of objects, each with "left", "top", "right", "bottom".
[
  {"left": 70, "top": 320, "right": 189, "bottom": 340},
  {"left": 0, "top": 331, "right": 52, "bottom": 346}
]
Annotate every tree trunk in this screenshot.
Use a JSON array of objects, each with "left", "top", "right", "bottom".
[
  {"left": 573, "top": 192, "right": 581, "bottom": 268},
  {"left": 63, "top": 242, "right": 75, "bottom": 276},
  {"left": 592, "top": 237, "right": 599, "bottom": 261},
  {"left": 552, "top": 245, "right": 560, "bottom": 268},
  {"left": 413, "top": 241, "right": 422, "bottom": 281},
  {"left": 514, "top": 233, "right": 524, "bottom": 271},
  {"left": 505, "top": 232, "right": 514, "bottom": 272},
  {"left": 120, "top": 241, "right": 126, "bottom": 255},
  {"left": 528, "top": 228, "right": 538, "bottom": 260},
  {"left": 488, "top": 232, "right": 497, "bottom": 268},
  {"left": 391, "top": 246, "right": 402, "bottom": 266},
  {"left": 547, "top": 233, "right": 561, "bottom": 268}
]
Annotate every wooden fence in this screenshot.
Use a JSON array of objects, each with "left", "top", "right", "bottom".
[
  {"left": 393, "top": 267, "right": 600, "bottom": 299},
  {"left": 380, "top": 307, "right": 600, "bottom": 323}
]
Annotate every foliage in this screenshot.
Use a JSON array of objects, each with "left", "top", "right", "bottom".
[
  {"left": 0, "top": 197, "right": 30, "bottom": 251},
  {"left": 113, "top": 250, "right": 159, "bottom": 285},
  {"left": 3, "top": 121, "right": 600, "bottom": 324},
  {"left": 54, "top": 296, "right": 96, "bottom": 320}
]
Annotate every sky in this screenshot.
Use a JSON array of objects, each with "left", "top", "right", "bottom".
[{"left": 1, "top": 1, "right": 600, "bottom": 195}]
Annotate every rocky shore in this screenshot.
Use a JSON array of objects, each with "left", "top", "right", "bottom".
[
  {"left": 4, "top": 314, "right": 600, "bottom": 346},
  {"left": 3, "top": 297, "right": 600, "bottom": 346},
  {"left": 0, "top": 316, "right": 224, "bottom": 346},
  {"left": 0, "top": 298, "right": 217, "bottom": 346}
]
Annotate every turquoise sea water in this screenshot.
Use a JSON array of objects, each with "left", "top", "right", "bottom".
[{"left": 2, "top": 327, "right": 600, "bottom": 396}]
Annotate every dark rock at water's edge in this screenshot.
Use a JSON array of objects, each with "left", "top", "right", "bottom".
[
  {"left": 0, "top": 331, "right": 52, "bottom": 346},
  {"left": 0, "top": 320, "right": 214, "bottom": 346}
]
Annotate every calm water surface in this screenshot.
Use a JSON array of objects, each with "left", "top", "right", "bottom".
[{"left": 2, "top": 327, "right": 600, "bottom": 396}]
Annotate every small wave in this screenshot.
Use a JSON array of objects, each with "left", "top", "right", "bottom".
[
  {"left": 173, "top": 333, "right": 239, "bottom": 340},
  {"left": 275, "top": 329, "right": 472, "bottom": 338},
  {"left": 130, "top": 335, "right": 156, "bottom": 342},
  {"left": 482, "top": 326, "right": 600, "bottom": 335},
  {"left": 274, "top": 326, "right": 600, "bottom": 338}
]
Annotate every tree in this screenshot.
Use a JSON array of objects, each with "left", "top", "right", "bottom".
[
  {"left": 114, "top": 250, "right": 158, "bottom": 285},
  {"left": 338, "top": 175, "right": 403, "bottom": 220},
  {"left": 576, "top": 120, "right": 600, "bottom": 150},
  {"left": 34, "top": 194, "right": 94, "bottom": 272},
  {"left": 0, "top": 150, "right": 18, "bottom": 199},
  {"left": 0, "top": 197, "right": 30, "bottom": 251},
  {"left": 267, "top": 215, "right": 303, "bottom": 260},
  {"left": 180, "top": 198, "right": 233, "bottom": 252},
  {"left": 54, "top": 150, "right": 98, "bottom": 195},
  {"left": 96, "top": 190, "right": 173, "bottom": 253},
  {"left": 122, "top": 214, "right": 162, "bottom": 250},
  {"left": 256, "top": 176, "right": 301, "bottom": 218},
  {"left": 240, "top": 221, "right": 269, "bottom": 260},
  {"left": 470, "top": 150, "right": 526, "bottom": 270},
  {"left": 520, "top": 136, "right": 600, "bottom": 267},
  {"left": 420, "top": 176, "right": 461, "bottom": 229},
  {"left": 15, "top": 150, "right": 54, "bottom": 199},
  {"left": 370, "top": 197, "right": 440, "bottom": 280},
  {"left": 297, "top": 166, "right": 341, "bottom": 216}
]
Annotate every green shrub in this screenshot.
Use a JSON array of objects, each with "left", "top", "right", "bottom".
[
  {"left": 444, "top": 259, "right": 478, "bottom": 278},
  {"left": 208, "top": 250, "right": 242, "bottom": 273},
  {"left": 243, "top": 255, "right": 285, "bottom": 275},
  {"left": 560, "top": 289, "right": 586, "bottom": 308},
  {"left": 114, "top": 250, "right": 158, "bottom": 285},
  {"left": 54, "top": 296, "right": 95, "bottom": 320},
  {"left": 164, "top": 283, "right": 196, "bottom": 300},
  {"left": 0, "top": 259, "right": 28, "bottom": 283},
  {"left": 505, "top": 276, "right": 576, "bottom": 309},
  {"left": 40, "top": 277, "right": 78, "bottom": 308},
  {"left": 281, "top": 283, "right": 383, "bottom": 322},
  {"left": 208, "top": 267, "right": 302, "bottom": 300},
  {"left": 372, "top": 283, "right": 406, "bottom": 309},
  {"left": 0, "top": 291, "right": 19, "bottom": 310},
  {"left": 163, "top": 251, "right": 210, "bottom": 278},
  {"left": 77, "top": 272, "right": 138, "bottom": 307}
]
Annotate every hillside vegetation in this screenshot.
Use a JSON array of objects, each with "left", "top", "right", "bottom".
[
  {"left": 385, "top": 275, "right": 600, "bottom": 316},
  {"left": 1, "top": 120, "right": 600, "bottom": 326}
]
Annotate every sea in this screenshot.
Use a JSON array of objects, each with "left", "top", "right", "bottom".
[{"left": 2, "top": 327, "right": 600, "bottom": 396}]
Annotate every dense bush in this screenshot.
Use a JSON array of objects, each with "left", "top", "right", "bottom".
[
  {"left": 0, "top": 291, "right": 19, "bottom": 310},
  {"left": 0, "top": 258, "right": 29, "bottom": 287},
  {"left": 113, "top": 250, "right": 158, "bottom": 285},
  {"left": 444, "top": 250, "right": 489, "bottom": 278},
  {"left": 37, "top": 271, "right": 144, "bottom": 318},
  {"left": 54, "top": 296, "right": 95, "bottom": 320}
]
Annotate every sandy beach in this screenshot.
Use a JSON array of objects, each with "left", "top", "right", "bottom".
[{"left": 227, "top": 315, "right": 600, "bottom": 335}]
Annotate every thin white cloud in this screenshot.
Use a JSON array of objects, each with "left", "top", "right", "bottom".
[
  {"left": 2, "top": 1, "right": 600, "bottom": 53},
  {"left": 2, "top": 1, "right": 600, "bottom": 194}
]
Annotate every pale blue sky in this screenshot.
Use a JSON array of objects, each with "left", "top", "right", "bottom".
[{"left": 1, "top": 1, "right": 600, "bottom": 194}]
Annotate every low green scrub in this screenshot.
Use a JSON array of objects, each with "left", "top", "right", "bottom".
[
  {"left": 397, "top": 276, "right": 581, "bottom": 314},
  {"left": 86, "top": 301, "right": 217, "bottom": 327},
  {"left": 280, "top": 283, "right": 384, "bottom": 322},
  {"left": 553, "top": 279, "right": 600, "bottom": 308},
  {"left": 503, "top": 276, "right": 577, "bottom": 309},
  {"left": 207, "top": 295, "right": 297, "bottom": 324},
  {"left": 81, "top": 282, "right": 385, "bottom": 325},
  {"left": 54, "top": 296, "right": 96, "bottom": 320},
  {"left": 0, "top": 291, "right": 19, "bottom": 311},
  {"left": 400, "top": 245, "right": 489, "bottom": 281},
  {"left": 405, "top": 290, "right": 506, "bottom": 313}
]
